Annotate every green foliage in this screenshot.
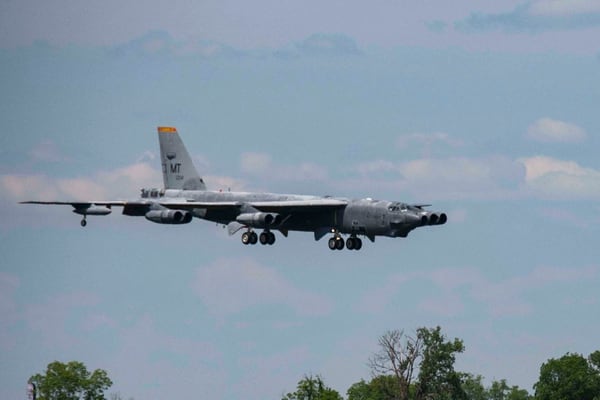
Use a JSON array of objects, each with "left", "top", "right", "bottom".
[
  {"left": 414, "top": 326, "right": 466, "bottom": 400},
  {"left": 346, "top": 376, "right": 403, "bottom": 400},
  {"left": 282, "top": 375, "right": 343, "bottom": 400},
  {"left": 534, "top": 352, "right": 600, "bottom": 400},
  {"left": 461, "top": 373, "right": 487, "bottom": 400},
  {"left": 460, "top": 374, "right": 531, "bottom": 400},
  {"left": 29, "top": 361, "right": 112, "bottom": 400},
  {"left": 487, "top": 379, "right": 530, "bottom": 400},
  {"left": 366, "top": 326, "right": 467, "bottom": 400},
  {"left": 590, "top": 350, "right": 600, "bottom": 371}
]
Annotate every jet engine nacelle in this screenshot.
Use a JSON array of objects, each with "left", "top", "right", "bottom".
[
  {"left": 73, "top": 205, "right": 112, "bottom": 216},
  {"left": 236, "top": 212, "right": 282, "bottom": 228},
  {"left": 145, "top": 209, "right": 192, "bottom": 224},
  {"left": 423, "top": 212, "right": 447, "bottom": 225}
]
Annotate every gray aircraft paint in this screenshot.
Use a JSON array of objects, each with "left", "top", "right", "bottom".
[
  {"left": 21, "top": 127, "right": 446, "bottom": 250},
  {"left": 158, "top": 126, "right": 206, "bottom": 191}
]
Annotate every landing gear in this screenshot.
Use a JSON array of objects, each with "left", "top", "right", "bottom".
[
  {"left": 328, "top": 237, "right": 336, "bottom": 250},
  {"left": 259, "top": 231, "right": 275, "bottom": 245},
  {"left": 328, "top": 236, "right": 345, "bottom": 250},
  {"left": 80, "top": 217, "right": 87, "bottom": 227},
  {"left": 241, "top": 231, "right": 258, "bottom": 245},
  {"left": 346, "top": 236, "right": 362, "bottom": 250},
  {"left": 328, "top": 233, "right": 362, "bottom": 251},
  {"left": 242, "top": 230, "right": 274, "bottom": 245}
]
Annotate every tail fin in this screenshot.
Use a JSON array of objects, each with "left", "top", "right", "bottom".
[{"left": 157, "top": 127, "right": 206, "bottom": 190}]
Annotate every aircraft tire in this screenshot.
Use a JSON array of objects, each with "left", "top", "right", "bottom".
[
  {"left": 260, "top": 232, "right": 269, "bottom": 245},
  {"left": 346, "top": 238, "right": 355, "bottom": 250},
  {"left": 242, "top": 232, "right": 250, "bottom": 245},
  {"left": 249, "top": 232, "right": 258, "bottom": 244},
  {"left": 80, "top": 219, "right": 87, "bottom": 227},
  {"left": 267, "top": 232, "right": 275, "bottom": 245},
  {"left": 335, "top": 237, "right": 345, "bottom": 250},
  {"left": 328, "top": 237, "right": 337, "bottom": 250},
  {"left": 355, "top": 238, "right": 363, "bottom": 250}
]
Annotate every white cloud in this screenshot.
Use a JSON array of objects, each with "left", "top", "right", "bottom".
[
  {"left": 1, "top": 174, "right": 61, "bottom": 201},
  {"left": 349, "top": 156, "right": 525, "bottom": 200},
  {"left": 192, "top": 257, "right": 333, "bottom": 318},
  {"left": 526, "top": 118, "right": 587, "bottom": 143},
  {"left": 241, "top": 152, "right": 272, "bottom": 174},
  {"left": 1, "top": 162, "right": 161, "bottom": 202},
  {"left": 521, "top": 156, "right": 583, "bottom": 180},
  {"left": 396, "top": 132, "right": 463, "bottom": 150},
  {"left": 399, "top": 156, "right": 524, "bottom": 198},
  {"left": 520, "top": 156, "right": 600, "bottom": 199},
  {"left": 239, "top": 152, "right": 328, "bottom": 183},
  {"left": 348, "top": 153, "right": 600, "bottom": 201}
]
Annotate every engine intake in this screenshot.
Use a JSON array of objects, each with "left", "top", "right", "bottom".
[
  {"left": 427, "top": 212, "right": 447, "bottom": 225},
  {"left": 236, "top": 212, "right": 282, "bottom": 228},
  {"left": 145, "top": 210, "right": 192, "bottom": 224}
]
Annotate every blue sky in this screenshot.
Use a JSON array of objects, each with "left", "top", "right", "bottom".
[{"left": 1, "top": 1, "right": 600, "bottom": 399}]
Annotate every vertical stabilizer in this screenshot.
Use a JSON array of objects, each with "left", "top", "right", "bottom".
[{"left": 157, "top": 127, "right": 206, "bottom": 190}]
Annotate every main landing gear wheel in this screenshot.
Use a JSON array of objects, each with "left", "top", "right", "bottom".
[
  {"left": 328, "top": 237, "right": 337, "bottom": 250},
  {"left": 328, "top": 236, "right": 344, "bottom": 250},
  {"left": 242, "top": 231, "right": 258, "bottom": 245},
  {"left": 249, "top": 231, "right": 258, "bottom": 244},
  {"left": 346, "top": 237, "right": 362, "bottom": 250},
  {"left": 328, "top": 235, "right": 363, "bottom": 251},
  {"left": 259, "top": 231, "right": 275, "bottom": 245}
]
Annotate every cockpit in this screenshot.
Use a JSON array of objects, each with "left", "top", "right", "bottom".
[{"left": 387, "top": 202, "right": 408, "bottom": 212}]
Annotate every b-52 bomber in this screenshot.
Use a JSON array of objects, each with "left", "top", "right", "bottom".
[{"left": 22, "top": 127, "right": 446, "bottom": 251}]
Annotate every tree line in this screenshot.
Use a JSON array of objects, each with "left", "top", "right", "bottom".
[
  {"left": 282, "top": 326, "right": 600, "bottom": 400},
  {"left": 29, "top": 326, "right": 600, "bottom": 400}
]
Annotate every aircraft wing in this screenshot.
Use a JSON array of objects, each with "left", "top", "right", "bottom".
[
  {"left": 248, "top": 198, "right": 348, "bottom": 212},
  {"left": 21, "top": 198, "right": 348, "bottom": 212},
  {"left": 20, "top": 201, "right": 128, "bottom": 206},
  {"left": 162, "top": 198, "right": 348, "bottom": 212}
]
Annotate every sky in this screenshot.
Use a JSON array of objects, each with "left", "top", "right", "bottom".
[{"left": 1, "top": 0, "right": 600, "bottom": 399}]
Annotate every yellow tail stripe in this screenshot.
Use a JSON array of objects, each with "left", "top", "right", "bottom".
[{"left": 158, "top": 126, "right": 177, "bottom": 133}]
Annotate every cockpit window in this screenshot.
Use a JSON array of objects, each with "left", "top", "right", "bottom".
[{"left": 388, "top": 202, "right": 407, "bottom": 212}]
